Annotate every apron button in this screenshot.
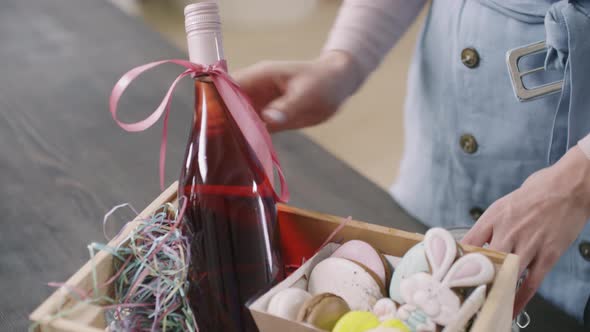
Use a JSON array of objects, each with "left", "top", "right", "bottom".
[
  {"left": 460, "top": 134, "right": 479, "bottom": 154},
  {"left": 470, "top": 207, "right": 484, "bottom": 221},
  {"left": 461, "top": 48, "right": 480, "bottom": 68},
  {"left": 580, "top": 242, "right": 590, "bottom": 262}
]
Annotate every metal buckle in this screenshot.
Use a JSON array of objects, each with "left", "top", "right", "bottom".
[{"left": 506, "top": 41, "right": 563, "bottom": 102}]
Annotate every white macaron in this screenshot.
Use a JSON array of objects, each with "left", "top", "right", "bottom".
[{"left": 267, "top": 288, "right": 312, "bottom": 320}]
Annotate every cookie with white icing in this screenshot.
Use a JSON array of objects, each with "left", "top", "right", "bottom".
[
  {"left": 398, "top": 228, "right": 495, "bottom": 329},
  {"left": 331, "top": 240, "right": 392, "bottom": 287},
  {"left": 389, "top": 242, "right": 430, "bottom": 304},
  {"left": 372, "top": 298, "right": 397, "bottom": 321},
  {"left": 308, "top": 257, "right": 384, "bottom": 311}
]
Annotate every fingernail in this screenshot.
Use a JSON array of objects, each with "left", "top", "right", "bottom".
[{"left": 262, "top": 109, "right": 287, "bottom": 124}]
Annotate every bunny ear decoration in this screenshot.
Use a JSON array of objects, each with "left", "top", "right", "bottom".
[
  {"left": 442, "top": 253, "right": 495, "bottom": 289},
  {"left": 442, "top": 285, "right": 487, "bottom": 332},
  {"left": 424, "top": 228, "right": 457, "bottom": 281}
]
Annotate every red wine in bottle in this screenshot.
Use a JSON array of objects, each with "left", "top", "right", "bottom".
[{"left": 181, "top": 2, "right": 285, "bottom": 331}]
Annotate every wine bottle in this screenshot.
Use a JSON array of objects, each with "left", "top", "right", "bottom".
[{"left": 181, "top": 2, "right": 285, "bottom": 331}]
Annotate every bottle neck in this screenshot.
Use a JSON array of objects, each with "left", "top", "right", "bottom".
[
  {"left": 187, "top": 31, "right": 225, "bottom": 65},
  {"left": 184, "top": 1, "right": 225, "bottom": 65}
]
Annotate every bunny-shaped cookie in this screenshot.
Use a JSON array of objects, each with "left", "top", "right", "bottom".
[{"left": 397, "top": 228, "right": 495, "bottom": 332}]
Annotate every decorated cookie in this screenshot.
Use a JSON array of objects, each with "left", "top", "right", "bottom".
[
  {"left": 309, "top": 257, "right": 385, "bottom": 311},
  {"left": 397, "top": 228, "right": 495, "bottom": 331},
  {"left": 332, "top": 311, "right": 380, "bottom": 332},
  {"left": 372, "top": 298, "right": 397, "bottom": 321},
  {"left": 389, "top": 242, "right": 430, "bottom": 304},
  {"left": 331, "top": 240, "right": 392, "bottom": 286},
  {"left": 267, "top": 288, "right": 312, "bottom": 320},
  {"left": 441, "top": 285, "right": 487, "bottom": 332},
  {"left": 296, "top": 293, "right": 351, "bottom": 330}
]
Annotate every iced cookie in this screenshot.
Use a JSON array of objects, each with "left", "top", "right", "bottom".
[
  {"left": 388, "top": 242, "right": 429, "bottom": 304},
  {"left": 441, "top": 285, "right": 487, "bottom": 332},
  {"left": 372, "top": 298, "right": 397, "bottom": 321},
  {"left": 309, "top": 257, "right": 384, "bottom": 311},
  {"left": 296, "top": 293, "right": 350, "bottom": 330},
  {"left": 398, "top": 228, "right": 494, "bottom": 329},
  {"left": 331, "top": 240, "right": 392, "bottom": 286},
  {"left": 332, "top": 311, "right": 380, "bottom": 332},
  {"left": 267, "top": 288, "right": 312, "bottom": 320}
]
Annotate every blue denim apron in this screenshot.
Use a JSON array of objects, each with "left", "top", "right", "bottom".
[{"left": 391, "top": 0, "right": 590, "bottom": 323}]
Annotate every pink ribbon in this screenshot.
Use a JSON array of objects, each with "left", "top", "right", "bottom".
[{"left": 109, "top": 59, "right": 289, "bottom": 202}]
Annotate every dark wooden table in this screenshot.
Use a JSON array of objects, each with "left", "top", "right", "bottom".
[{"left": 0, "top": 0, "right": 585, "bottom": 331}]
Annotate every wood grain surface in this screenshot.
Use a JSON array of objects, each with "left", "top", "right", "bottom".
[{"left": 0, "top": 0, "right": 584, "bottom": 331}]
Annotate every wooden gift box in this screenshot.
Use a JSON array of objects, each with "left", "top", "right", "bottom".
[{"left": 30, "top": 183, "right": 519, "bottom": 332}]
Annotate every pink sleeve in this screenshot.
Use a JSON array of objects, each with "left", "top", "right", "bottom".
[{"left": 323, "top": 0, "right": 427, "bottom": 80}]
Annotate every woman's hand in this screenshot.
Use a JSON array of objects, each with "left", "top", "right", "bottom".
[
  {"left": 462, "top": 147, "right": 590, "bottom": 316},
  {"left": 234, "top": 51, "right": 362, "bottom": 132}
]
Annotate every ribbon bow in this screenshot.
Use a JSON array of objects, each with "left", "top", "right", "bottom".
[
  {"left": 480, "top": 0, "right": 590, "bottom": 164},
  {"left": 544, "top": 1, "right": 590, "bottom": 164},
  {"left": 109, "top": 59, "right": 289, "bottom": 202}
]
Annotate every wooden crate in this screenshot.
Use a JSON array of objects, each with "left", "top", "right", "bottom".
[
  {"left": 29, "top": 183, "right": 179, "bottom": 332},
  {"left": 30, "top": 183, "right": 519, "bottom": 332},
  {"left": 252, "top": 206, "right": 520, "bottom": 332}
]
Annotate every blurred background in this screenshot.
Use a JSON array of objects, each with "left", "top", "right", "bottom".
[{"left": 109, "top": 0, "right": 426, "bottom": 189}]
